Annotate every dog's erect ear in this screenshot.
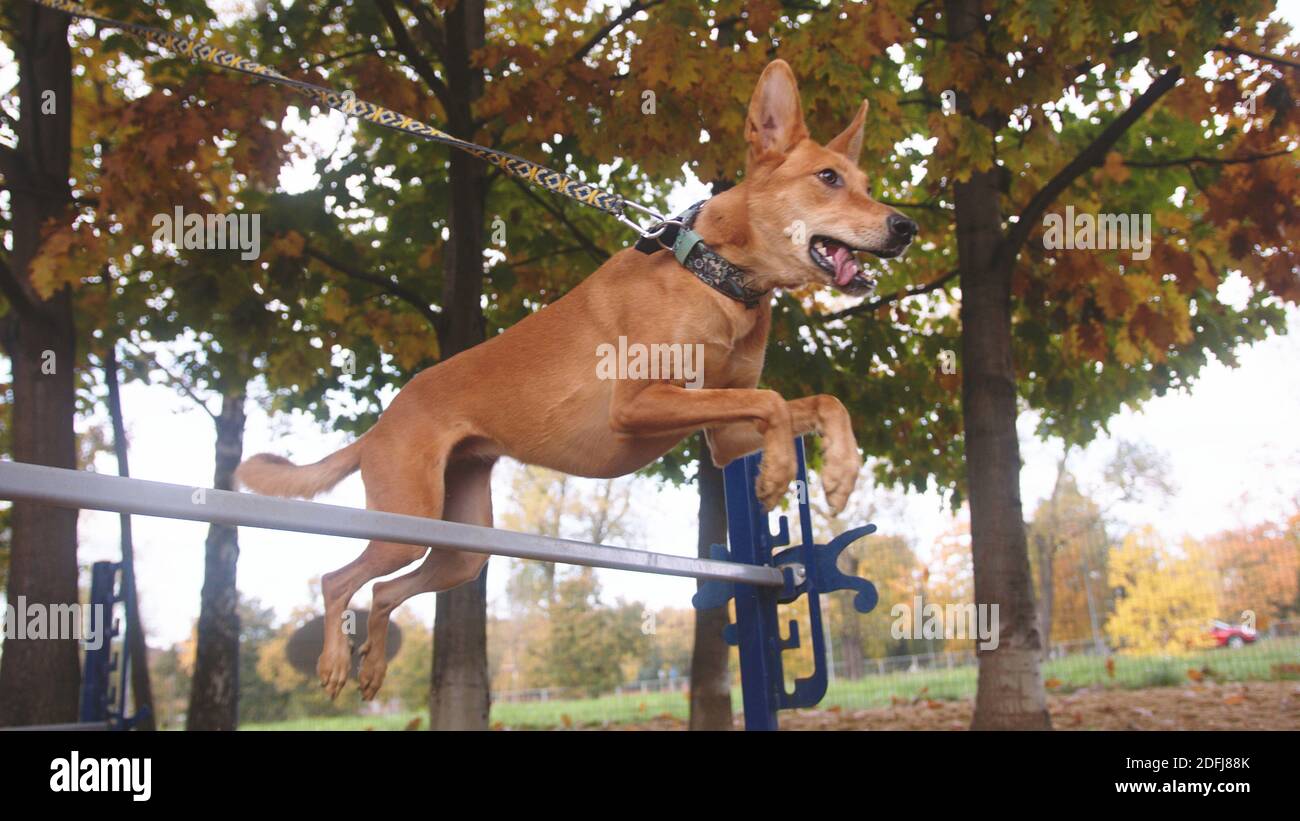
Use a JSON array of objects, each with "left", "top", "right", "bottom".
[
  {"left": 745, "top": 60, "right": 809, "bottom": 165},
  {"left": 826, "top": 100, "right": 868, "bottom": 165}
]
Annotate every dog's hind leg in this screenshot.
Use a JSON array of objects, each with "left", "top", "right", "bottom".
[
  {"left": 317, "top": 445, "right": 448, "bottom": 699},
  {"left": 357, "top": 457, "right": 494, "bottom": 700}
]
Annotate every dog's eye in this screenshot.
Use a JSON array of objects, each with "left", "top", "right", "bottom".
[{"left": 816, "top": 168, "right": 841, "bottom": 187}]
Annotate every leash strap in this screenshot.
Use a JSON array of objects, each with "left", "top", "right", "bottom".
[
  {"left": 634, "top": 201, "right": 767, "bottom": 308},
  {"left": 32, "top": 0, "right": 669, "bottom": 234}
]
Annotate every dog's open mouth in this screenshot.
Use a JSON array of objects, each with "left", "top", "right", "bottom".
[{"left": 809, "top": 236, "right": 898, "bottom": 293}]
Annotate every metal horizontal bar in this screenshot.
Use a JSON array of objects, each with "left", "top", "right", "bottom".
[{"left": 0, "top": 461, "right": 784, "bottom": 587}]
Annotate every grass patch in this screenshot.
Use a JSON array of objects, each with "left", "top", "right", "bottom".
[{"left": 243, "top": 637, "right": 1300, "bottom": 730}]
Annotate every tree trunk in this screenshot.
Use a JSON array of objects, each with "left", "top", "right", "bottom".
[
  {"left": 957, "top": 168, "right": 1048, "bottom": 728},
  {"left": 1080, "top": 525, "right": 1108, "bottom": 654},
  {"left": 429, "top": 0, "right": 491, "bottom": 731},
  {"left": 187, "top": 391, "right": 246, "bottom": 730},
  {"left": 104, "top": 343, "right": 156, "bottom": 730},
  {"left": 689, "top": 434, "right": 734, "bottom": 729},
  {"left": 948, "top": 0, "right": 1049, "bottom": 732},
  {"left": 1034, "top": 533, "right": 1055, "bottom": 657},
  {"left": 1034, "top": 457, "right": 1068, "bottom": 658},
  {"left": 0, "top": 3, "right": 81, "bottom": 728},
  {"left": 687, "top": 179, "right": 739, "bottom": 729}
]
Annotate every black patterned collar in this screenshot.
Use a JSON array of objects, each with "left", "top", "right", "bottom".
[{"left": 633, "top": 200, "right": 767, "bottom": 309}]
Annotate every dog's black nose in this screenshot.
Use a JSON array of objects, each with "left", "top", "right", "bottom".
[{"left": 888, "top": 214, "right": 918, "bottom": 241}]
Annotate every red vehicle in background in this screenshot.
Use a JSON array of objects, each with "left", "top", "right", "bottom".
[{"left": 1210, "top": 620, "right": 1258, "bottom": 648}]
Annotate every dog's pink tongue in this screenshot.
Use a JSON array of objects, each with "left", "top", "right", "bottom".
[{"left": 831, "top": 245, "right": 857, "bottom": 286}]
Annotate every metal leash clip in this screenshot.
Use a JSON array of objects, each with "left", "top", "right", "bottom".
[
  {"left": 618, "top": 200, "right": 676, "bottom": 239},
  {"left": 653, "top": 220, "right": 690, "bottom": 253}
]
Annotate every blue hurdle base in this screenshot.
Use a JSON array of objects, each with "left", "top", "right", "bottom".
[
  {"left": 79, "top": 561, "right": 148, "bottom": 731},
  {"left": 693, "top": 438, "right": 879, "bottom": 730}
]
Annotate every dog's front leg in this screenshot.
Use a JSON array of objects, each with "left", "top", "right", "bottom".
[
  {"left": 706, "top": 395, "right": 862, "bottom": 515},
  {"left": 610, "top": 382, "right": 797, "bottom": 509}
]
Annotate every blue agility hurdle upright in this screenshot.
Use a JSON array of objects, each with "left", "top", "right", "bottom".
[
  {"left": 0, "top": 436, "right": 876, "bottom": 731},
  {"left": 79, "top": 561, "right": 150, "bottom": 731},
  {"left": 2, "top": 560, "right": 146, "bottom": 731},
  {"left": 694, "top": 438, "right": 880, "bottom": 730}
]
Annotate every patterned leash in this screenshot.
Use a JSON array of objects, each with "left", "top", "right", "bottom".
[{"left": 31, "top": 0, "right": 669, "bottom": 237}]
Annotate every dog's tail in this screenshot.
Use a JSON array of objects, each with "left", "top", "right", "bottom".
[{"left": 234, "top": 436, "right": 366, "bottom": 499}]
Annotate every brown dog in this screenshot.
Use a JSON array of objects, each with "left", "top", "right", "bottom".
[{"left": 235, "top": 59, "right": 916, "bottom": 700}]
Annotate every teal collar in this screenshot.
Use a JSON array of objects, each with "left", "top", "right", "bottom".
[{"left": 634, "top": 201, "right": 767, "bottom": 309}]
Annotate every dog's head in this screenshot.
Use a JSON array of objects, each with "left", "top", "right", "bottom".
[{"left": 727, "top": 60, "right": 917, "bottom": 296}]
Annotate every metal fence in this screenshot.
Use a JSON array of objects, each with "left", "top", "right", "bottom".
[{"left": 491, "top": 624, "right": 1300, "bottom": 707}]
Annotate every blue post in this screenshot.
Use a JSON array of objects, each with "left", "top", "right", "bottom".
[
  {"left": 693, "top": 437, "right": 880, "bottom": 730},
  {"left": 723, "top": 452, "right": 783, "bottom": 731},
  {"left": 79, "top": 561, "right": 120, "bottom": 724},
  {"left": 77, "top": 560, "right": 146, "bottom": 729}
]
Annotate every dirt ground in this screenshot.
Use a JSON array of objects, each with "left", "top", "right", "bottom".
[{"left": 603, "top": 680, "right": 1300, "bottom": 730}]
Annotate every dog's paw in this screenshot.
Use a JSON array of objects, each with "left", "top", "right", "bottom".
[
  {"left": 817, "top": 397, "right": 862, "bottom": 516},
  {"left": 822, "top": 446, "right": 862, "bottom": 516},
  {"left": 317, "top": 643, "right": 352, "bottom": 700},
  {"left": 357, "top": 640, "right": 388, "bottom": 701},
  {"left": 755, "top": 451, "right": 796, "bottom": 511}
]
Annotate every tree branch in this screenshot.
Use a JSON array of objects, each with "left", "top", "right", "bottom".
[
  {"left": 571, "top": 0, "right": 663, "bottom": 64},
  {"left": 304, "top": 45, "right": 392, "bottom": 72},
  {"left": 1123, "top": 147, "right": 1296, "bottom": 168},
  {"left": 507, "top": 245, "right": 588, "bottom": 268},
  {"left": 815, "top": 268, "right": 959, "bottom": 323},
  {"left": 397, "top": 0, "right": 449, "bottom": 66},
  {"left": 303, "top": 243, "right": 444, "bottom": 333},
  {"left": 1214, "top": 43, "right": 1300, "bottom": 71},
  {"left": 375, "top": 0, "right": 451, "bottom": 109},
  {"left": 0, "top": 142, "right": 16, "bottom": 180},
  {"left": 898, "top": 96, "right": 941, "bottom": 110},
  {"left": 1000, "top": 66, "right": 1183, "bottom": 266},
  {"left": 0, "top": 152, "right": 41, "bottom": 315},
  {"left": 507, "top": 175, "right": 610, "bottom": 263},
  {"left": 878, "top": 197, "right": 951, "bottom": 212},
  {"left": 121, "top": 344, "right": 218, "bottom": 422},
  {"left": 0, "top": 251, "right": 37, "bottom": 316}
]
